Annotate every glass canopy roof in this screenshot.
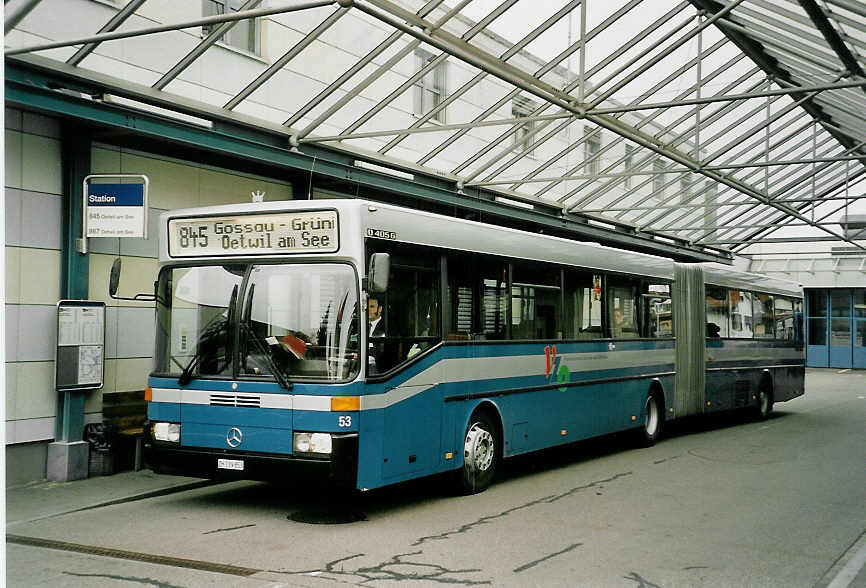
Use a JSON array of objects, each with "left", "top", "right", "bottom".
[{"left": 6, "top": 0, "right": 866, "bottom": 257}]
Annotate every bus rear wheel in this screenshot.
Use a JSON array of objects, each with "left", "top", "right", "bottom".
[
  {"left": 458, "top": 412, "right": 499, "bottom": 494},
  {"left": 640, "top": 393, "right": 663, "bottom": 447},
  {"left": 754, "top": 387, "right": 773, "bottom": 420}
]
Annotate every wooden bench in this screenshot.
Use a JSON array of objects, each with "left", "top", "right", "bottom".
[{"left": 101, "top": 390, "right": 147, "bottom": 471}]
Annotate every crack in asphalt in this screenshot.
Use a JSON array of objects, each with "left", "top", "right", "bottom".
[
  {"left": 624, "top": 571, "right": 664, "bottom": 587},
  {"left": 63, "top": 572, "right": 187, "bottom": 587},
  {"left": 411, "top": 471, "right": 632, "bottom": 548},
  {"left": 513, "top": 543, "right": 583, "bottom": 573},
  {"left": 267, "top": 472, "right": 630, "bottom": 585},
  {"left": 274, "top": 551, "right": 490, "bottom": 585},
  {"left": 202, "top": 523, "right": 257, "bottom": 535}
]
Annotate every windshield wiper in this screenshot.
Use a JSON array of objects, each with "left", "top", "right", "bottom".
[
  {"left": 239, "top": 321, "right": 293, "bottom": 391},
  {"left": 178, "top": 284, "right": 237, "bottom": 386},
  {"left": 239, "top": 282, "right": 292, "bottom": 390}
]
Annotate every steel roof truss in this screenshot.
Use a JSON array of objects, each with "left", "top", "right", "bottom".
[
  {"left": 66, "top": 0, "right": 147, "bottom": 67},
  {"left": 377, "top": 0, "right": 583, "bottom": 155}
]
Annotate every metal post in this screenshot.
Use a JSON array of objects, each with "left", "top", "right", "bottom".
[
  {"left": 695, "top": 11, "right": 702, "bottom": 159},
  {"left": 49, "top": 123, "right": 92, "bottom": 482},
  {"left": 578, "top": 0, "right": 586, "bottom": 104}
]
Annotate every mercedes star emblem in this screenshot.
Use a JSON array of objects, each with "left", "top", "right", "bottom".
[{"left": 226, "top": 427, "right": 243, "bottom": 448}]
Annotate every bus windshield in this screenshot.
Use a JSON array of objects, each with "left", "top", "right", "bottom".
[{"left": 155, "top": 263, "right": 361, "bottom": 382}]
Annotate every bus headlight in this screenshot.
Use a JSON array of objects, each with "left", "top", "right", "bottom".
[
  {"left": 293, "top": 432, "right": 332, "bottom": 456},
  {"left": 153, "top": 422, "right": 181, "bottom": 443}
]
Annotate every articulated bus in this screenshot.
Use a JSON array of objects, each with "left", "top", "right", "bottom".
[{"left": 137, "top": 199, "right": 804, "bottom": 493}]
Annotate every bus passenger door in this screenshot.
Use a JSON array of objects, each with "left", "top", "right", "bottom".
[{"left": 368, "top": 242, "right": 444, "bottom": 481}]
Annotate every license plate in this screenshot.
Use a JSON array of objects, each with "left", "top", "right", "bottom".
[{"left": 217, "top": 459, "right": 244, "bottom": 471}]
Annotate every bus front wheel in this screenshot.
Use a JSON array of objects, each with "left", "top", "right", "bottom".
[{"left": 458, "top": 412, "right": 499, "bottom": 494}]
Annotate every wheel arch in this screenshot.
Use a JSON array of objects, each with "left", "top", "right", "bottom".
[
  {"left": 648, "top": 378, "right": 667, "bottom": 422},
  {"left": 462, "top": 400, "right": 504, "bottom": 462}
]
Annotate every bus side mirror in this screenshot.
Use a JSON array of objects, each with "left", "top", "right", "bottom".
[
  {"left": 108, "top": 256, "right": 156, "bottom": 302},
  {"left": 109, "top": 258, "right": 122, "bottom": 298},
  {"left": 367, "top": 253, "right": 390, "bottom": 293}
]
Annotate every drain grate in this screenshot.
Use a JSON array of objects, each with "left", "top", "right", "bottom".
[{"left": 7, "top": 534, "right": 261, "bottom": 577}]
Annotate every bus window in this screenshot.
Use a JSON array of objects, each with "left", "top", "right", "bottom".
[
  {"left": 155, "top": 265, "right": 245, "bottom": 378},
  {"left": 238, "top": 264, "right": 360, "bottom": 381},
  {"left": 446, "top": 253, "right": 475, "bottom": 341},
  {"left": 367, "top": 243, "right": 440, "bottom": 373},
  {"left": 446, "top": 252, "right": 507, "bottom": 341},
  {"left": 511, "top": 262, "right": 561, "bottom": 340},
  {"left": 794, "top": 299, "right": 804, "bottom": 343},
  {"left": 729, "top": 290, "right": 753, "bottom": 338},
  {"left": 564, "top": 270, "right": 602, "bottom": 339},
  {"left": 607, "top": 276, "right": 640, "bottom": 339},
  {"left": 705, "top": 285, "right": 729, "bottom": 337},
  {"left": 645, "top": 283, "right": 672, "bottom": 338},
  {"left": 753, "top": 293, "right": 774, "bottom": 339},
  {"left": 774, "top": 296, "right": 794, "bottom": 340},
  {"left": 479, "top": 258, "right": 508, "bottom": 340}
]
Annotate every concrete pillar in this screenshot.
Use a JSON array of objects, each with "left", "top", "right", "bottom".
[{"left": 47, "top": 441, "right": 89, "bottom": 482}]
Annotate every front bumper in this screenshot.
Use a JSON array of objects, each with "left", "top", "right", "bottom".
[{"left": 144, "top": 431, "right": 359, "bottom": 488}]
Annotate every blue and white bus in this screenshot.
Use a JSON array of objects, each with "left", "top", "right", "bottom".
[{"left": 135, "top": 199, "right": 804, "bottom": 493}]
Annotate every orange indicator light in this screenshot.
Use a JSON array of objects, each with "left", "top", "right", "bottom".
[
  {"left": 144, "top": 387, "right": 153, "bottom": 402},
  {"left": 331, "top": 396, "right": 360, "bottom": 411}
]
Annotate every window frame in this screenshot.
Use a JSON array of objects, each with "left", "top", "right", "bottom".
[
  {"left": 584, "top": 127, "right": 601, "bottom": 176},
  {"left": 512, "top": 95, "right": 539, "bottom": 157},
  {"left": 202, "top": 0, "right": 262, "bottom": 56},
  {"left": 414, "top": 48, "right": 447, "bottom": 123}
]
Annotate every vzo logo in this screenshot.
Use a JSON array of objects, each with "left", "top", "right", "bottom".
[{"left": 544, "top": 345, "right": 570, "bottom": 392}]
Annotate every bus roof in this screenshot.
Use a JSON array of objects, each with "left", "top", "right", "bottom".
[
  {"left": 701, "top": 263, "right": 802, "bottom": 298},
  {"left": 159, "top": 199, "right": 802, "bottom": 297}
]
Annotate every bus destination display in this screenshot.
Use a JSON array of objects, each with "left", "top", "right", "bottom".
[{"left": 168, "top": 211, "right": 338, "bottom": 257}]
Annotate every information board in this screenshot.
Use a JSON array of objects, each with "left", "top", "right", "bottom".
[
  {"left": 84, "top": 175, "right": 149, "bottom": 239},
  {"left": 56, "top": 301, "right": 106, "bottom": 391}
]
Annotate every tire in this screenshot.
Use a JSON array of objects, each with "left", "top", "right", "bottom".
[
  {"left": 754, "top": 387, "right": 773, "bottom": 420},
  {"left": 458, "top": 412, "right": 499, "bottom": 494},
  {"left": 639, "top": 392, "right": 663, "bottom": 447}
]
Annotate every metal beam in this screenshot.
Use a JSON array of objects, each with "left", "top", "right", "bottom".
[
  {"left": 225, "top": 6, "right": 349, "bottom": 110},
  {"left": 587, "top": 0, "right": 744, "bottom": 109},
  {"left": 279, "top": 0, "right": 446, "bottom": 127},
  {"left": 797, "top": 0, "right": 866, "bottom": 86},
  {"left": 415, "top": 0, "right": 647, "bottom": 168},
  {"left": 687, "top": 0, "right": 866, "bottom": 169},
  {"left": 6, "top": 60, "right": 732, "bottom": 263},
  {"left": 153, "top": 0, "right": 264, "bottom": 91},
  {"left": 4, "top": 0, "right": 43, "bottom": 34},
  {"left": 6, "top": 1, "right": 337, "bottom": 56},
  {"left": 377, "top": 0, "right": 582, "bottom": 155},
  {"left": 587, "top": 78, "right": 866, "bottom": 115},
  {"left": 301, "top": 113, "right": 573, "bottom": 143},
  {"left": 291, "top": 0, "right": 476, "bottom": 138},
  {"left": 66, "top": 0, "right": 147, "bottom": 67}
]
